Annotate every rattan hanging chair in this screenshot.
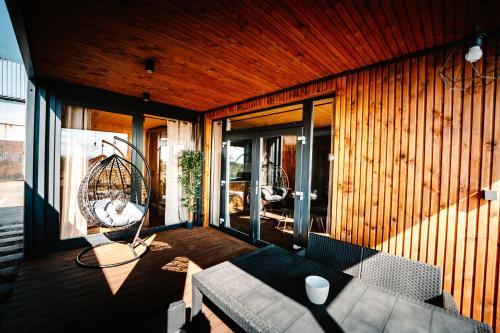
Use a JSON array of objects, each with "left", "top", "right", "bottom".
[
  {"left": 76, "top": 136, "right": 151, "bottom": 268},
  {"left": 260, "top": 162, "right": 290, "bottom": 204}
]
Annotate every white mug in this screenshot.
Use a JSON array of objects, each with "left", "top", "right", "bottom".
[{"left": 305, "top": 275, "right": 330, "bottom": 305}]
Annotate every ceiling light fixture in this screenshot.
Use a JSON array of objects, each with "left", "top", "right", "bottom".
[
  {"left": 465, "top": 33, "right": 485, "bottom": 63},
  {"left": 145, "top": 59, "right": 155, "bottom": 73},
  {"left": 143, "top": 92, "right": 150, "bottom": 102}
]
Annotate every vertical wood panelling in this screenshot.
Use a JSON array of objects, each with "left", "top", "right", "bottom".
[
  {"left": 376, "top": 64, "right": 390, "bottom": 252},
  {"left": 369, "top": 67, "right": 382, "bottom": 249},
  {"left": 364, "top": 69, "right": 375, "bottom": 247},
  {"left": 399, "top": 59, "right": 410, "bottom": 258},
  {"left": 474, "top": 39, "right": 494, "bottom": 320},
  {"left": 349, "top": 73, "right": 357, "bottom": 241},
  {"left": 483, "top": 36, "right": 500, "bottom": 327},
  {"left": 335, "top": 76, "right": 346, "bottom": 240},
  {"left": 455, "top": 51, "right": 472, "bottom": 311},
  {"left": 203, "top": 36, "right": 500, "bottom": 330},
  {"left": 383, "top": 63, "right": 395, "bottom": 253},
  {"left": 421, "top": 53, "right": 434, "bottom": 263},
  {"left": 201, "top": 117, "right": 212, "bottom": 227},
  {"left": 390, "top": 61, "right": 401, "bottom": 255}
]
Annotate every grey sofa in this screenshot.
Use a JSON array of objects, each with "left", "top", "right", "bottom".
[{"left": 306, "top": 233, "right": 458, "bottom": 312}]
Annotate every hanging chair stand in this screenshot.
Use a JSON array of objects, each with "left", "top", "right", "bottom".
[{"left": 76, "top": 136, "right": 152, "bottom": 268}]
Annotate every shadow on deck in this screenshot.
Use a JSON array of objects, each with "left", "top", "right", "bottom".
[{"left": 1, "top": 227, "right": 255, "bottom": 333}]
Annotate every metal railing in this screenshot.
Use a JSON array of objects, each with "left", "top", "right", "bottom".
[{"left": 0, "top": 58, "right": 27, "bottom": 102}]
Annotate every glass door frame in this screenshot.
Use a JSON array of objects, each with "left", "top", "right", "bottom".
[{"left": 220, "top": 123, "right": 305, "bottom": 246}]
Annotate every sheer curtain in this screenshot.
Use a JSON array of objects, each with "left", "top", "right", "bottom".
[
  {"left": 164, "top": 120, "right": 193, "bottom": 225},
  {"left": 60, "top": 107, "right": 89, "bottom": 239}
]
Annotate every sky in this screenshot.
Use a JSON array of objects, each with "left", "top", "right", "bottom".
[{"left": 0, "top": 0, "right": 22, "bottom": 63}]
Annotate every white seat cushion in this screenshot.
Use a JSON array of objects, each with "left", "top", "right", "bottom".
[
  {"left": 92, "top": 199, "right": 146, "bottom": 227},
  {"left": 261, "top": 186, "right": 283, "bottom": 202},
  {"left": 93, "top": 199, "right": 113, "bottom": 225}
]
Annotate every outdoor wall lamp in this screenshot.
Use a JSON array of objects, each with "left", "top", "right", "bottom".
[
  {"left": 465, "top": 33, "right": 485, "bottom": 63},
  {"left": 143, "top": 92, "right": 150, "bottom": 101},
  {"left": 145, "top": 59, "right": 155, "bottom": 73}
]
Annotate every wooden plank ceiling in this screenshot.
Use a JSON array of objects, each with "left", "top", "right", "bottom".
[{"left": 22, "top": 0, "right": 500, "bottom": 111}]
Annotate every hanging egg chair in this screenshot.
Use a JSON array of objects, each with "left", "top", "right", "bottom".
[
  {"left": 76, "top": 136, "right": 152, "bottom": 268},
  {"left": 260, "top": 162, "right": 289, "bottom": 203}
]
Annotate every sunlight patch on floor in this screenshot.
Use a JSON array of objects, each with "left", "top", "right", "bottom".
[
  {"left": 94, "top": 234, "right": 156, "bottom": 295},
  {"left": 182, "top": 259, "right": 203, "bottom": 307},
  {"left": 150, "top": 240, "right": 173, "bottom": 252},
  {"left": 162, "top": 256, "right": 189, "bottom": 272}
]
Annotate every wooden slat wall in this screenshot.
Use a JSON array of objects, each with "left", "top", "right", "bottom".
[{"left": 203, "top": 36, "right": 500, "bottom": 330}]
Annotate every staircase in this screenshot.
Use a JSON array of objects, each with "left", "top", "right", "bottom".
[{"left": 0, "top": 207, "right": 23, "bottom": 304}]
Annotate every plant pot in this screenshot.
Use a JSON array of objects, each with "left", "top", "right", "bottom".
[{"left": 186, "top": 212, "right": 194, "bottom": 229}]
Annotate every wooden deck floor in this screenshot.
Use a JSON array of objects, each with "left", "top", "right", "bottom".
[{"left": 1, "top": 227, "right": 256, "bottom": 333}]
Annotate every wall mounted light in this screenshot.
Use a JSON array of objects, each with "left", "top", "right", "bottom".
[
  {"left": 143, "top": 92, "right": 150, "bottom": 102},
  {"left": 145, "top": 59, "right": 155, "bottom": 73},
  {"left": 465, "top": 33, "right": 485, "bottom": 63}
]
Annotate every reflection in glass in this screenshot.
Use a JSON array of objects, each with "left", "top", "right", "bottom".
[
  {"left": 227, "top": 104, "right": 302, "bottom": 131},
  {"left": 259, "top": 135, "right": 296, "bottom": 249},
  {"left": 227, "top": 139, "right": 252, "bottom": 235},
  {"left": 144, "top": 117, "right": 168, "bottom": 227},
  {"left": 60, "top": 106, "right": 132, "bottom": 239},
  {"left": 143, "top": 116, "right": 193, "bottom": 227},
  {"left": 311, "top": 98, "right": 334, "bottom": 234}
]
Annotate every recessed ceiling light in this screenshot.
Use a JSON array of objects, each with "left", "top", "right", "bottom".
[{"left": 145, "top": 59, "right": 155, "bottom": 73}]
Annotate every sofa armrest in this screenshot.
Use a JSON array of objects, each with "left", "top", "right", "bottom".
[
  {"left": 441, "top": 291, "right": 459, "bottom": 313},
  {"left": 425, "top": 291, "right": 459, "bottom": 313}
]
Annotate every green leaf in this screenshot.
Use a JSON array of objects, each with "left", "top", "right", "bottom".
[{"left": 178, "top": 149, "right": 203, "bottom": 213}]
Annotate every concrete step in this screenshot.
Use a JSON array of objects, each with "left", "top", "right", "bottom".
[
  {"left": 0, "top": 244, "right": 23, "bottom": 256},
  {"left": 0, "top": 253, "right": 22, "bottom": 267},
  {"left": 0, "top": 236, "right": 23, "bottom": 246},
  {"left": 0, "top": 282, "right": 13, "bottom": 303},
  {"left": 0, "top": 266, "right": 18, "bottom": 283},
  {"left": 0, "top": 230, "right": 23, "bottom": 239},
  {"left": 0, "top": 224, "right": 23, "bottom": 231}
]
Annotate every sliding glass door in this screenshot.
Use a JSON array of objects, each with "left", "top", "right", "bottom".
[
  {"left": 259, "top": 132, "right": 301, "bottom": 249},
  {"left": 221, "top": 127, "right": 304, "bottom": 250},
  {"left": 224, "top": 138, "right": 254, "bottom": 236}
]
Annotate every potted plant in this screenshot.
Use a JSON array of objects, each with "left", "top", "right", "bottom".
[{"left": 178, "top": 149, "right": 202, "bottom": 228}]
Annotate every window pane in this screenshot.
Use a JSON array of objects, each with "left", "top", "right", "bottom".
[
  {"left": 311, "top": 98, "right": 334, "bottom": 234},
  {"left": 60, "top": 106, "right": 132, "bottom": 239},
  {"left": 143, "top": 116, "right": 193, "bottom": 227},
  {"left": 227, "top": 104, "right": 302, "bottom": 131}
]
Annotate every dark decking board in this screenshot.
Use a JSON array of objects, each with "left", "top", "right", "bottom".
[
  {"left": 192, "top": 246, "right": 491, "bottom": 333},
  {"left": 1, "top": 227, "right": 255, "bottom": 333}
]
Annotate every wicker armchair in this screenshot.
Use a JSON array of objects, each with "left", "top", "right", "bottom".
[
  {"left": 306, "top": 233, "right": 458, "bottom": 313},
  {"left": 361, "top": 249, "right": 442, "bottom": 302},
  {"left": 306, "top": 233, "right": 363, "bottom": 277}
]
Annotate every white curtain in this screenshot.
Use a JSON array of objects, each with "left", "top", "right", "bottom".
[
  {"left": 164, "top": 120, "right": 193, "bottom": 225},
  {"left": 210, "top": 121, "right": 222, "bottom": 226},
  {"left": 60, "top": 107, "right": 89, "bottom": 239}
]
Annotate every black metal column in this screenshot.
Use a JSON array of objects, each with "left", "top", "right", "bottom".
[
  {"left": 299, "top": 100, "right": 314, "bottom": 246},
  {"left": 24, "top": 81, "right": 49, "bottom": 259}
]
